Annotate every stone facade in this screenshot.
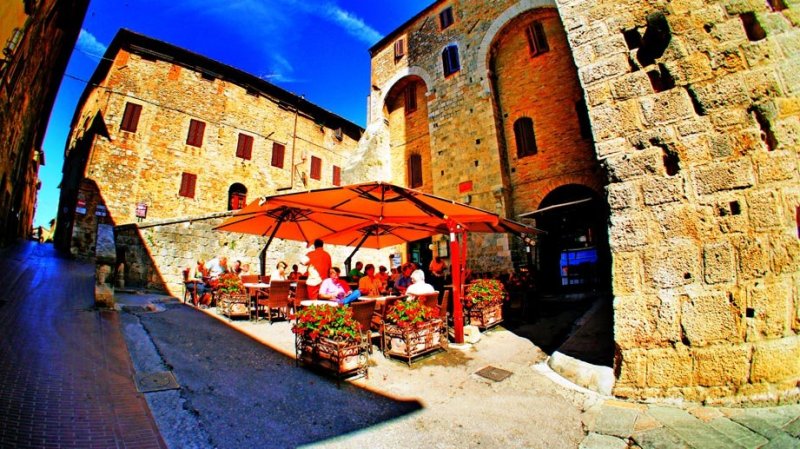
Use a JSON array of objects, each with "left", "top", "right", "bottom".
[
  {"left": 367, "top": 0, "right": 800, "bottom": 403},
  {"left": 0, "top": 0, "right": 88, "bottom": 244},
  {"left": 56, "top": 30, "right": 363, "bottom": 261}
]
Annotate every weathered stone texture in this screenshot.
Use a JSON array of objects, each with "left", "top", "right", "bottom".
[
  {"left": 751, "top": 336, "right": 800, "bottom": 384},
  {"left": 691, "top": 159, "right": 756, "bottom": 196},
  {"left": 681, "top": 291, "right": 744, "bottom": 346},
  {"left": 703, "top": 241, "right": 736, "bottom": 284},
  {"left": 692, "top": 344, "right": 751, "bottom": 387},
  {"left": 646, "top": 346, "right": 694, "bottom": 388},
  {"left": 747, "top": 280, "right": 793, "bottom": 339},
  {"left": 643, "top": 240, "right": 700, "bottom": 289}
]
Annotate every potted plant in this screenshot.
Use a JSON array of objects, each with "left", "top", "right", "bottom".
[
  {"left": 215, "top": 273, "right": 249, "bottom": 318},
  {"left": 383, "top": 299, "right": 446, "bottom": 365},
  {"left": 292, "top": 305, "right": 368, "bottom": 379},
  {"left": 464, "top": 279, "right": 508, "bottom": 329}
]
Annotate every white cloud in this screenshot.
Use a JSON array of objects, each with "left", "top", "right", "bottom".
[
  {"left": 261, "top": 53, "right": 302, "bottom": 84},
  {"left": 319, "top": 4, "right": 383, "bottom": 45},
  {"left": 76, "top": 29, "right": 108, "bottom": 59}
]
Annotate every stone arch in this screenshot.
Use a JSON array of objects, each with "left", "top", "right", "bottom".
[{"left": 377, "top": 66, "right": 435, "bottom": 109}]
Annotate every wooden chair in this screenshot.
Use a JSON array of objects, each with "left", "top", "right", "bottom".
[
  {"left": 259, "top": 280, "right": 291, "bottom": 323},
  {"left": 291, "top": 280, "right": 308, "bottom": 314},
  {"left": 375, "top": 295, "right": 403, "bottom": 354},
  {"left": 259, "top": 275, "right": 271, "bottom": 284},
  {"left": 349, "top": 299, "right": 376, "bottom": 353},
  {"left": 240, "top": 274, "right": 259, "bottom": 284},
  {"left": 182, "top": 268, "right": 198, "bottom": 306},
  {"left": 416, "top": 292, "right": 440, "bottom": 310}
]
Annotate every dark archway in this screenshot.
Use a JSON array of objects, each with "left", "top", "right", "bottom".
[
  {"left": 228, "top": 183, "right": 247, "bottom": 211},
  {"left": 533, "top": 184, "right": 610, "bottom": 295}
]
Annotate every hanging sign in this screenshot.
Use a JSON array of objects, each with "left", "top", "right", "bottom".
[
  {"left": 135, "top": 203, "right": 148, "bottom": 219},
  {"left": 95, "top": 205, "right": 108, "bottom": 217},
  {"left": 76, "top": 199, "right": 87, "bottom": 215}
]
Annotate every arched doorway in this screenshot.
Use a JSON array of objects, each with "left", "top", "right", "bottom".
[
  {"left": 228, "top": 183, "right": 247, "bottom": 211},
  {"left": 532, "top": 184, "right": 610, "bottom": 295}
]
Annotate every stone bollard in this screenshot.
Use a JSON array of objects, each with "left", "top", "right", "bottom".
[{"left": 95, "top": 224, "right": 116, "bottom": 308}]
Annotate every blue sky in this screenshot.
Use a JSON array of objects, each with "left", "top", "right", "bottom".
[{"left": 35, "top": 0, "right": 432, "bottom": 227}]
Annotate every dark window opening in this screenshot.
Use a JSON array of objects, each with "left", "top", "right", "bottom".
[
  {"left": 120, "top": 102, "right": 142, "bottom": 133},
  {"left": 439, "top": 7, "right": 454, "bottom": 30},
  {"left": 730, "top": 201, "right": 741, "bottom": 215},
  {"left": 575, "top": 99, "right": 592, "bottom": 139},
  {"left": 525, "top": 21, "right": 549, "bottom": 56},
  {"left": 236, "top": 134, "right": 253, "bottom": 160},
  {"left": 179, "top": 172, "right": 197, "bottom": 198},
  {"left": 647, "top": 64, "right": 675, "bottom": 92},
  {"left": 408, "top": 154, "right": 423, "bottom": 188},
  {"left": 394, "top": 39, "right": 405, "bottom": 59},
  {"left": 404, "top": 83, "right": 417, "bottom": 113},
  {"left": 637, "top": 12, "right": 671, "bottom": 66},
  {"left": 310, "top": 156, "right": 322, "bottom": 180},
  {"left": 271, "top": 143, "right": 285, "bottom": 168},
  {"left": 186, "top": 119, "right": 205, "bottom": 147},
  {"left": 332, "top": 165, "right": 341, "bottom": 186},
  {"left": 513, "top": 117, "right": 537, "bottom": 158},
  {"left": 740, "top": 12, "right": 766, "bottom": 42},
  {"left": 442, "top": 45, "right": 461, "bottom": 77},
  {"left": 663, "top": 149, "right": 680, "bottom": 176},
  {"left": 623, "top": 28, "right": 642, "bottom": 49},
  {"left": 334, "top": 128, "right": 343, "bottom": 141},
  {"left": 228, "top": 183, "right": 247, "bottom": 210}
]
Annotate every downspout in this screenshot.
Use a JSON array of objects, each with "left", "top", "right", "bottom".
[{"left": 277, "top": 102, "right": 300, "bottom": 192}]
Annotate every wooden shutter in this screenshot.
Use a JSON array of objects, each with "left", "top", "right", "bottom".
[
  {"left": 442, "top": 45, "right": 460, "bottom": 76},
  {"left": 394, "top": 39, "right": 405, "bottom": 59},
  {"left": 526, "top": 21, "right": 549, "bottom": 56},
  {"left": 187, "top": 119, "right": 205, "bottom": 147},
  {"left": 236, "top": 134, "right": 253, "bottom": 160},
  {"left": 408, "top": 154, "right": 422, "bottom": 188},
  {"left": 230, "top": 192, "right": 246, "bottom": 210},
  {"left": 439, "top": 7, "right": 454, "bottom": 29},
  {"left": 179, "top": 172, "right": 197, "bottom": 198},
  {"left": 332, "top": 165, "right": 341, "bottom": 186},
  {"left": 271, "top": 143, "right": 285, "bottom": 168},
  {"left": 404, "top": 83, "right": 417, "bottom": 113},
  {"left": 514, "top": 117, "right": 537, "bottom": 158},
  {"left": 120, "top": 102, "right": 142, "bottom": 133},
  {"left": 310, "top": 156, "right": 322, "bottom": 180}
]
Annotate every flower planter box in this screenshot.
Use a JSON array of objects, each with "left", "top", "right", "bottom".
[
  {"left": 295, "top": 335, "right": 368, "bottom": 383},
  {"left": 383, "top": 318, "right": 447, "bottom": 366},
  {"left": 468, "top": 301, "right": 503, "bottom": 329},
  {"left": 217, "top": 293, "right": 250, "bottom": 318}
]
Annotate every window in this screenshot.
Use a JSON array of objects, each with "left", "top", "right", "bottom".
[
  {"left": 394, "top": 39, "right": 405, "bottom": 59},
  {"left": 442, "top": 45, "right": 460, "bottom": 77},
  {"left": 408, "top": 154, "right": 422, "bottom": 188},
  {"left": 228, "top": 183, "right": 247, "bottom": 210},
  {"left": 332, "top": 165, "right": 341, "bottom": 186},
  {"left": 179, "top": 172, "right": 197, "bottom": 198},
  {"left": 439, "top": 6, "right": 454, "bottom": 30},
  {"left": 271, "top": 143, "right": 285, "bottom": 168},
  {"left": 120, "top": 102, "right": 142, "bottom": 133},
  {"left": 236, "top": 134, "right": 253, "bottom": 160},
  {"left": 186, "top": 119, "right": 205, "bottom": 147},
  {"left": 310, "top": 156, "right": 322, "bottom": 180},
  {"left": 334, "top": 127, "right": 343, "bottom": 141},
  {"left": 575, "top": 99, "right": 592, "bottom": 139},
  {"left": 404, "top": 83, "right": 417, "bottom": 113},
  {"left": 514, "top": 117, "right": 537, "bottom": 157},
  {"left": 525, "top": 21, "right": 549, "bottom": 56}
]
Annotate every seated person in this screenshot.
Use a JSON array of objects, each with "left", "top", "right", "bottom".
[
  {"left": 376, "top": 265, "right": 389, "bottom": 285},
  {"left": 287, "top": 264, "right": 301, "bottom": 281},
  {"left": 395, "top": 263, "right": 414, "bottom": 294},
  {"left": 204, "top": 256, "right": 228, "bottom": 278},
  {"left": 405, "top": 269, "right": 436, "bottom": 300},
  {"left": 319, "top": 267, "right": 360, "bottom": 305},
  {"left": 348, "top": 261, "right": 364, "bottom": 282},
  {"left": 270, "top": 261, "right": 288, "bottom": 284},
  {"left": 358, "top": 264, "right": 384, "bottom": 297},
  {"left": 186, "top": 260, "right": 210, "bottom": 306}
]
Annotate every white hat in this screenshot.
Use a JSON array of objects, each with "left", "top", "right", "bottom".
[{"left": 300, "top": 255, "right": 310, "bottom": 265}]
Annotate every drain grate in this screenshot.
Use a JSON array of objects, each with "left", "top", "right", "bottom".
[
  {"left": 475, "top": 365, "right": 513, "bottom": 382},
  {"left": 136, "top": 371, "right": 180, "bottom": 393}
]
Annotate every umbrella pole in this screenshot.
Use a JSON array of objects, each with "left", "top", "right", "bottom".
[
  {"left": 448, "top": 219, "right": 465, "bottom": 344},
  {"left": 259, "top": 213, "right": 288, "bottom": 277},
  {"left": 344, "top": 232, "right": 370, "bottom": 275}
]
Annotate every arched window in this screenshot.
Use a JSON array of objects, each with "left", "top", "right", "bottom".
[
  {"left": 514, "top": 117, "right": 537, "bottom": 158},
  {"left": 408, "top": 154, "right": 423, "bottom": 188},
  {"left": 228, "top": 183, "right": 247, "bottom": 210},
  {"left": 442, "top": 45, "right": 460, "bottom": 77}
]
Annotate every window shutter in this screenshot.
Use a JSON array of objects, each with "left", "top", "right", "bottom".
[
  {"left": 394, "top": 39, "right": 405, "bottom": 59},
  {"left": 310, "top": 156, "right": 322, "bottom": 180},
  {"left": 442, "top": 45, "right": 460, "bottom": 76},
  {"left": 271, "top": 143, "right": 285, "bottom": 168},
  {"left": 120, "top": 102, "right": 142, "bottom": 133},
  {"left": 236, "top": 134, "right": 253, "bottom": 160},
  {"left": 332, "top": 165, "right": 341, "bottom": 186},
  {"left": 514, "top": 117, "right": 537, "bottom": 158},
  {"left": 408, "top": 154, "right": 422, "bottom": 188},
  {"left": 404, "top": 83, "right": 417, "bottom": 113},
  {"left": 526, "top": 21, "right": 549, "bottom": 56},
  {"left": 439, "top": 7, "right": 454, "bottom": 29},
  {"left": 187, "top": 119, "right": 205, "bottom": 147},
  {"left": 180, "top": 172, "right": 197, "bottom": 198}
]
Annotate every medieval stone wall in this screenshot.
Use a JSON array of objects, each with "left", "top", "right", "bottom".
[{"left": 556, "top": 0, "right": 800, "bottom": 402}]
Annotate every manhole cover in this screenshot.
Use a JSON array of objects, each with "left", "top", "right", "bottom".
[
  {"left": 136, "top": 371, "right": 180, "bottom": 393},
  {"left": 475, "top": 366, "right": 513, "bottom": 382}
]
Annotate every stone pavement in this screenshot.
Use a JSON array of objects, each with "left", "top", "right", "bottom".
[{"left": 0, "top": 242, "right": 166, "bottom": 448}]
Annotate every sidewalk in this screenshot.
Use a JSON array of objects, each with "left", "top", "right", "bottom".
[{"left": 0, "top": 242, "right": 166, "bottom": 449}]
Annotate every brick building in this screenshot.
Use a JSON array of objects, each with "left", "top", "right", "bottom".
[
  {"left": 363, "top": 0, "right": 800, "bottom": 403},
  {"left": 56, "top": 29, "right": 363, "bottom": 260},
  {"left": 0, "top": 0, "right": 88, "bottom": 244}
]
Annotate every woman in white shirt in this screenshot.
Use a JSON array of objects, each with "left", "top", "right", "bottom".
[
  {"left": 270, "top": 261, "right": 288, "bottom": 285},
  {"left": 405, "top": 269, "right": 435, "bottom": 299}
]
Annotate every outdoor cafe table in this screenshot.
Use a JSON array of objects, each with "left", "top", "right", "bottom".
[{"left": 300, "top": 300, "right": 339, "bottom": 307}]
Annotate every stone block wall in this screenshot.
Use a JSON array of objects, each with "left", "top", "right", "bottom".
[{"left": 556, "top": 0, "right": 800, "bottom": 402}]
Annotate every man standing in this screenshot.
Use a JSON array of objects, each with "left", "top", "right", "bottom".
[{"left": 305, "top": 239, "right": 332, "bottom": 299}]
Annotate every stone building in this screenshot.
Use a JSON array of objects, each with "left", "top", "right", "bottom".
[
  {"left": 363, "top": 0, "right": 800, "bottom": 403},
  {"left": 56, "top": 30, "right": 363, "bottom": 262},
  {"left": 0, "top": 0, "right": 88, "bottom": 244}
]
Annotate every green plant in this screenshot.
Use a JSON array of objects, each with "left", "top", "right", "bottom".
[
  {"left": 464, "top": 279, "right": 507, "bottom": 308},
  {"left": 217, "top": 272, "right": 243, "bottom": 295},
  {"left": 385, "top": 299, "right": 439, "bottom": 328},
  {"left": 292, "top": 305, "right": 360, "bottom": 341}
]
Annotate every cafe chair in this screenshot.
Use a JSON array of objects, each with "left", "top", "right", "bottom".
[
  {"left": 291, "top": 280, "right": 308, "bottom": 314},
  {"left": 349, "top": 299, "right": 376, "bottom": 353},
  {"left": 181, "top": 268, "right": 198, "bottom": 306},
  {"left": 417, "top": 292, "right": 440, "bottom": 310},
  {"left": 240, "top": 274, "right": 259, "bottom": 284},
  {"left": 374, "top": 295, "right": 403, "bottom": 354},
  {"left": 259, "top": 280, "right": 291, "bottom": 324}
]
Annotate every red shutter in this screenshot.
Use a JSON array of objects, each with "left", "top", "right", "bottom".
[
  {"left": 271, "top": 143, "right": 285, "bottom": 168},
  {"left": 394, "top": 39, "right": 405, "bottom": 59},
  {"left": 332, "top": 165, "right": 341, "bottom": 186},
  {"left": 526, "top": 21, "right": 549, "bottom": 56},
  {"left": 310, "top": 156, "right": 322, "bottom": 180},
  {"left": 120, "top": 102, "right": 142, "bottom": 133},
  {"left": 408, "top": 154, "right": 422, "bottom": 188},
  {"left": 236, "top": 134, "right": 253, "bottom": 160},
  {"left": 404, "top": 83, "right": 417, "bottom": 113},
  {"left": 439, "top": 7, "right": 454, "bottom": 29},
  {"left": 187, "top": 119, "right": 205, "bottom": 147},
  {"left": 180, "top": 172, "right": 197, "bottom": 198}
]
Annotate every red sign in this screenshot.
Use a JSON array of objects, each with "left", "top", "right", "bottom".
[
  {"left": 135, "top": 203, "right": 148, "bottom": 219},
  {"left": 458, "top": 180, "right": 473, "bottom": 193}
]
